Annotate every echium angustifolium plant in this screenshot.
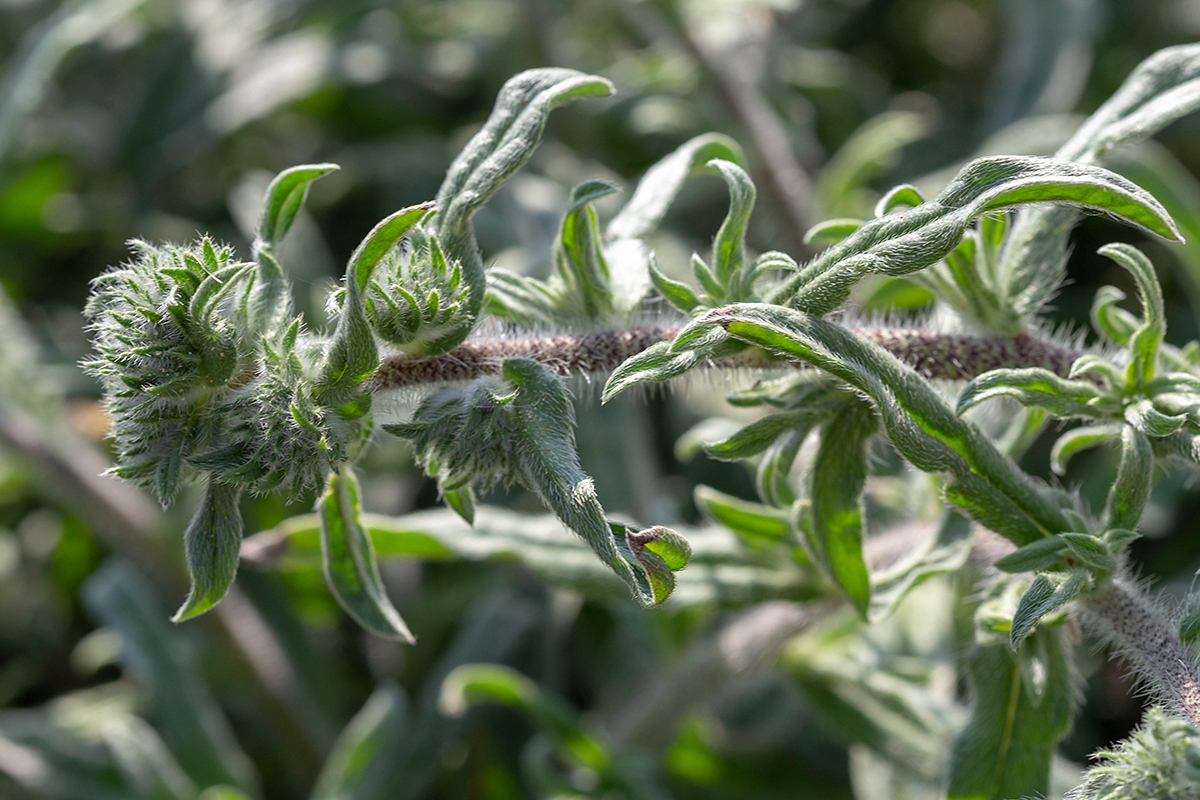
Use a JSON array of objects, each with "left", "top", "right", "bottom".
[{"left": 86, "top": 48, "right": 1200, "bottom": 796}]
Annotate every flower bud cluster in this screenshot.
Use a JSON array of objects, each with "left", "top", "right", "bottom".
[
  {"left": 86, "top": 238, "right": 369, "bottom": 504},
  {"left": 363, "top": 227, "right": 473, "bottom": 355}
]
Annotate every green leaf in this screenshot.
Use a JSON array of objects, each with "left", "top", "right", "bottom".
[
  {"left": 485, "top": 268, "right": 559, "bottom": 322},
  {"left": 244, "top": 506, "right": 813, "bottom": 609},
  {"left": 553, "top": 179, "right": 619, "bottom": 321},
  {"left": 1010, "top": 571, "right": 1089, "bottom": 647},
  {"left": 247, "top": 164, "right": 338, "bottom": 334},
  {"left": 701, "top": 397, "right": 836, "bottom": 461},
  {"left": 1059, "top": 532, "right": 1115, "bottom": 574},
  {"left": 1001, "top": 44, "right": 1200, "bottom": 318},
  {"left": 433, "top": 68, "right": 614, "bottom": 335},
  {"left": 1092, "top": 285, "right": 1140, "bottom": 345},
  {"left": 993, "top": 535, "right": 1069, "bottom": 574},
  {"left": 693, "top": 485, "right": 792, "bottom": 548},
  {"left": 83, "top": 562, "right": 260, "bottom": 792},
  {"left": 442, "top": 485, "right": 475, "bottom": 525},
  {"left": 756, "top": 429, "right": 805, "bottom": 507},
  {"left": 601, "top": 330, "right": 743, "bottom": 403},
  {"left": 772, "top": 155, "right": 1179, "bottom": 316},
  {"left": 172, "top": 479, "right": 244, "bottom": 623},
  {"left": 1100, "top": 243, "right": 1165, "bottom": 385},
  {"left": 873, "top": 184, "right": 924, "bottom": 217},
  {"left": 256, "top": 163, "right": 339, "bottom": 250},
  {"left": 807, "top": 398, "right": 876, "bottom": 617},
  {"left": 696, "top": 303, "right": 1071, "bottom": 545},
  {"left": 868, "top": 511, "right": 974, "bottom": 621},
  {"left": 311, "top": 685, "right": 411, "bottom": 800},
  {"left": 103, "top": 715, "right": 198, "bottom": 800},
  {"left": 818, "top": 111, "right": 929, "bottom": 218},
  {"left": 607, "top": 132, "right": 745, "bottom": 242},
  {"left": 647, "top": 253, "right": 701, "bottom": 314},
  {"left": 708, "top": 159, "right": 757, "bottom": 297},
  {"left": 1069, "top": 353, "right": 1126, "bottom": 386},
  {"left": 605, "top": 133, "right": 744, "bottom": 314},
  {"left": 316, "top": 202, "right": 433, "bottom": 405},
  {"left": 1104, "top": 424, "right": 1154, "bottom": 531},
  {"left": 803, "top": 218, "right": 864, "bottom": 245},
  {"left": 1125, "top": 397, "right": 1188, "bottom": 436},
  {"left": 956, "top": 367, "right": 1111, "bottom": 419},
  {"left": 948, "top": 623, "right": 1075, "bottom": 800},
  {"left": 319, "top": 467, "right": 414, "bottom": 642},
  {"left": 386, "top": 358, "right": 691, "bottom": 606},
  {"left": 440, "top": 664, "right": 609, "bottom": 771}
]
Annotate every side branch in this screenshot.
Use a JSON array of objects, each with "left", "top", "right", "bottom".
[
  {"left": 370, "top": 325, "right": 1081, "bottom": 391},
  {"left": 1082, "top": 578, "right": 1200, "bottom": 728}
]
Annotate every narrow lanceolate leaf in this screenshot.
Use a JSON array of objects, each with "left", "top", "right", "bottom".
[
  {"left": 103, "top": 715, "right": 198, "bottom": 800},
  {"left": 648, "top": 253, "right": 701, "bottom": 314},
  {"left": 386, "top": 358, "right": 691, "bottom": 606},
  {"left": 695, "top": 303, "right": 1070, "bottom": 545},
  {"left": 948, "top": 624, "right": 1075, "bottom": 800},
  {"left": 868, "top": 511, "right": 973, "bottom": 621},
  {"left": 803, "top": 218, "right": 864, "bottom": 245},
  {"left": 708, "top": 159, "right": 757, "bottom": 298},
  {"left": 693, "top": 485, "right": 792, "bottom": 548},
  {"left": 256, "top": 163, "right": 339, "bottom": 250},
  {"left": 818, "top": 110, "right": 929, "bottom": 218},
  {"left": 173, "top": 479, "right": 244, "bottom": 622},
  {"left": 956, "top": 367, "right": 1112, "bottom": 419},
  {"left": 807, "top": 398, "right": 876, "bottom": 617},
  {"left": 248, "top": 163, "right": 338, "bottom": 334},
  {"left": 993, "top": 536, "right": 1069, "bottom": 574},
  {"left": 1001, "top": 44, "right": 1200, "bottom": 317},
  {"left": 1125, "top": 397, "right": 1188, "bottom": 437},
  {"left": 1104, "top": 424, "right": 1154, "bottom": 531},
  {"left": 319, "top": 467, "right": 414, "bottom": 642},
  {"left": 702, "top": 394, "right": 838, "bottom": 461},
  {"left": 770, "top": 155, "right": 1179, "bottom": 316},
  {"left": 608, "top": 133, "right": 746, "bottom": 241},
  {"left": 874, "top": 184, "right": 925, "bottom": 217},
  {"left": 756, "top": 429, "right": 805, "bottom": 506},
  {"left": 554, "top": 179, "right": 619, "bottom": 321},
  {"left": 84, "top": 562, "right": 260, "bottom": 791},
  {"left": 1059, "top": 533, "right": 1114, "bottom": 574},
  {"left": 434, "top": 68, "right": 614, "bottom": 334},
  {"left": 606, "top": 133, "right": 744, "bottom": 313},
  {"left": 316, "top": 203, "right": 433, "bottom": 406},
  {"left": 440, "top": 664, "right": 609, "bottom": 772},
  {"left": 1010, "top": 571, "right": 1089, "bottom": 647},
  {"left": 1100, "top": 243, "right": 1166, "bottom": 385},
  {"left": 311, "top": 685, "right": 411, "bottom": 800},
  {"left": 601, "top": 329, "right": 742, "bottom": 403}
]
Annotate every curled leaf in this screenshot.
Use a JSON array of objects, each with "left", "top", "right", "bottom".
[
  {"left": 1011, "top": 571, "right": 1089, "bottom": 647},
  {"left": 319, "top": 467, "right": 414, "bottom": 642},
  {"left": 434, "top": 68, "right": 615, "bottom": 339},
  {"left": 772, "top": 155, "right": 1179, "bottom": 316},
  {"left": 956, "top": 367, "right": 1112, "bottom": 419},
  {"left": 173, "top": 479, "right": 244, "bottom": 622}
]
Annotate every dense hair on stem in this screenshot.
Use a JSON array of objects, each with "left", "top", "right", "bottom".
[{"left": 370, "top": 325, "right": 1082, "bottom": 391}]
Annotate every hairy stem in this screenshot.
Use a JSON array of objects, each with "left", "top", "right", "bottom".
[
  {"left": 1081, "top": 578, "right": 1200, "bottom": 728},
  {"left": 370, "top": 325, "right": 1081, "bottom": 392}
]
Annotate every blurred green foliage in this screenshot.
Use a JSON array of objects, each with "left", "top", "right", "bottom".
[{"left": 4, "top": 0, "right": 1200, "bottom": 798}]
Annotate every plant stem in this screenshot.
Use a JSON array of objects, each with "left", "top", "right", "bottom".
[
  {"left": 1082, "top": 577, "right": 1200, "bottom": 728},
  {"left": 370, "top": 325, "right": 1081, "bottom": 392}
]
